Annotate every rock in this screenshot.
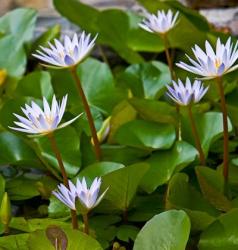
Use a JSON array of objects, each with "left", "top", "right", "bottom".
[
  {"left": 1, "top": 0, "right": 238, "bottom": 36},
  {"left": 0, "top": 0, "right": 13, "bottom": 15},
  {"left": 199, "top": 7, "right": 238, "bottom": 35},
  {"left": 14, "top": 0, "right": 52, "bottom": 10},
  {"left": 200, "top": 7, "right": 238, "bottom": 23}
]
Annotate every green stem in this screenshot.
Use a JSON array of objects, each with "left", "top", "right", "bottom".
[
  {"left": 47, "top": 133, "right": 78, "bottom": 230},
  {"left": 187, "top": 106, "right": 206, "bottom": 165},
  {"left": 176, "top": 104, "right": 182, "bottom": 141},
  {"left": 216, "top": 76, "right": 229, "bottom": 191},
  {"left": 82, "top": 213, "right": 89, "bottom": 234},
  {"left": 70, "top": 67, "right": 101, "bottom": 161}
]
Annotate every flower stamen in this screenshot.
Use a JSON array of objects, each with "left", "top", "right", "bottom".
[{"left": 215, "top": 58, "right": 221, "bottom": 69}]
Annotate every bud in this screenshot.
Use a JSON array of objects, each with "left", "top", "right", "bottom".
[
  {"left": 91, "top": 116, "right": 111, "bottom": 145},
  {"left": 112, "top": 242, "right": 120, "bottom": 250},
  {"left": 0, "top": 192, "right": 11, "bottom": 233},
  {"left": 0, "top": 69, "right": 7, "bottom": 86}
]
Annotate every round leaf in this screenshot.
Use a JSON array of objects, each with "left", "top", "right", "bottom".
[
  {"left": 133, "top": 210, "right": 191, "bottom": 250},
  {"left": 77, "top": 161, "right": 125, "bottom": 181},
  {"left": 182, "top": 112, "right": 232, "bottom": 155},
  {"left": 199, "top": 209, "right": 238, "bottom": 250},
  {"left": 0, "top": 131, "right": 39, "bottom": 167},
  {"left": 0, "top": 234, "right": 28, "bottom": 250},
  {"left": 27, "top": 228, "right": 103, "bottom": 250},
  {"left": 140, "top": 141, "right": 197, "bottom": 193},
  {"left": 35, "top": 127, "right": 81, "bottom": 177},
  {"left": 114, "top": 120, "right": 176, "bottom": 150},
  {"left": 121, "top": 61, "right": 170, "bottom": 99},
  {"left": 15, "top": 71, "right": 53, "bottom": 100},
  {"left": 101, "top": 163, "right": 149, "bottom": 211}
]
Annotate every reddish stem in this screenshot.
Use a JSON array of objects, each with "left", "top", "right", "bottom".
[
  {"left": 70, "top": 67, "right": 101, "bottom": 161},
  {"left": 47, "top": 133, "right": 79, "bottom": 229},
  {"left": 187, "top": 106, "right": 206, "bottom": 165},
  {"left": 82, "top": 213, "right": 89, "bottom": 234}
]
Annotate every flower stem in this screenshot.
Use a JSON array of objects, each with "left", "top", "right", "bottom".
[
  {"left": 161, "top": 33, "right": 175, "bottom": 80},
  {"left": 82, "top": 213, "right": 89, "bottom": 234},
  {"left": 176, "top": 104, "right": 182, "bottom": 141},
  {"left": 161, "top": 33, "right": 181, "bottom": 140},
  {"left": 71, "top": 210, "right": 79, "bottom": 230},
  {"left": 187, "top": 106, "right": 206, "bottom": 165},
  {"left": 47, "top": 133, "right": 68, "bottom": 186},
  {"left": 70, "top": 67, "right": 101, "bottom": 161},
  {"left": 47, "top": 132, "right": 78, "bottom": 230},
  {"left": 216, "top": 77, "right": 229, "bottom": 191}
]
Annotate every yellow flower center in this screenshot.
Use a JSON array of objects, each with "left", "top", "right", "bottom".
[
  {"left": 214, "top": 58, "right": 221, "bottom": 69},
  {"left": 58, "top": 52, "right": 64, "bottom": 59},
  {"left": 69, "top": 49, "right": 74, "bottom": 57},
  {"left": 45, "top": 116, "right": 53, "bottom": 125}
]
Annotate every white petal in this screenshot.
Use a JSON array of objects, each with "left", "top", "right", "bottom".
[
  {"left": 43, "top": 97, "right": 51, "bottom": 117},
  {"left": 205, "top": 40, "right": 215, "bottom": 60},
  {"left": 57, "top": 113, "right": 82, "bottom": 130},
  {"left": 93, "top": 187, "right": 109, "bottom": 208},
  {"left": 9, "top": 126, "right": 37, "bottom": 134},
  {"left": 58, "top": 95, "right": 68, "bottom": 121}
]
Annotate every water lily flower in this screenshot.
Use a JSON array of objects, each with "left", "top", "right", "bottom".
[
  {"left": 53, "top": 177, "right": 108, "bottom": 212},
  {"left": 32, "top": 32, "right": 97, "bottom": 68},
  {"left": 176, "top": 37, "right": 238, "bottom": 79},
  {"left": 139, "top": 9, "right": 179, "bottom": 34},
  {"left": 52, "top": 181, "right": 77, "bottom": 210},
  {"left": 76, "top": 177, "right": 108, "bottom": 211},
  {"left": 9, "top": 95, "right": 80, "bottom": 135},
  {"left": 166, "top": 78, "right": 209, "bottom": 106}
]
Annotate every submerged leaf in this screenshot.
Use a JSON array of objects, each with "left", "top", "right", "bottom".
[{"left": 46, "top": 226, "right": 68, "bottom": 250}]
